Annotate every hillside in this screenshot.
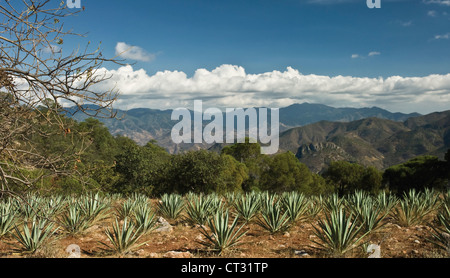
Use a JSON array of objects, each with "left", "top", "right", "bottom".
[
  {"left": 67, "top": 103, "right": 419, "bottom": 151},
  {"left": 279, "top": 111, "right": 450, "bottom": 172}
]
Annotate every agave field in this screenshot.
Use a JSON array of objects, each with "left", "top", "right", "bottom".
[{"left": 0, "top": 189, "right": 449, "bottom": 258}]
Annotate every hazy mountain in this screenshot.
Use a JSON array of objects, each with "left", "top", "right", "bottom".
[
  {"left": 279, "top": 111, "right": 450, "bottom": 173},
  {"left": 66, "top": 103, "right": 449, "bottom": 172},
  {"left": 66, "top": 103, "right": 420, "bottom": 152}
]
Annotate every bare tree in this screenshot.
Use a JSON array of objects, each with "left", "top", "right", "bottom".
[{"left": 0, "top": 0, "right": 122, "bottom": 197}]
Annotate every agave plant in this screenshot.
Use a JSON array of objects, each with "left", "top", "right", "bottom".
[
  {"left": 41, "top": 196, "right": 65, "bottom": 218},
  {"left": 346, "top": 191, "right": 371, "bottom": 214},
  {"left": 312, "top": 208, "right": 369, "bottom": 257},
  {"left": 281, "top": 191, "right": 309, "bottom": 223},
  {"left": 15, "top": 195, "right": 42, "bottom": 221},
  {"left": 0, "top": 200, "right": 17, "bottom": 238},
  {"left": 12, "top": 217, "right": 59, "bottom": 253},
  {"left": 428, "top": 200, "right": 450, "bottom": 253},
  {"left": 130, "top": 193, "right": 149, "bottom": 207},
  {"left": 323, "top": 193, "right": 345, "bottom": 212},
  {"left": 256, "top": 200, "right": 290, "bottom": 234},
  {"left": 157, "top": 193, "right": 184, "bottom": 221},
  {"left": 133, "top": 204, "right": 157, "bottom": 234},
  {"left": 102, "top": 217, "right": 147, "bottom": 255},
  {"left": 78, "top": 193, "right": 110, "bottom": 224},
  {"left": 307, "top": 195, "right": 324, "bottom": 219},
  {"left": 352, "top": 198, "right": 389, "bottom": 234},
  {"left": 375, "top": 191, "right": 398, "bottom": 216},
  {"left": 115, "top": 199, "right": 137, "bottom": 220},
  {"left": 185, "top": 193, "right": 216, "bottom": 226},
  {"left": 59, "top": 204, "right": 93, "bottom": 235},
  {"left": 199, "top": 209, "right": 247, "bottom": 255},
  {"left": 233, "top": 192, "right": 261, "bottom": 223},
  {"left": 392, "top": 189, "right": 440, "bottom": 227}
]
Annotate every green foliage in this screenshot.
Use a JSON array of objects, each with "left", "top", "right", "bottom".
[
  {"left": 383, "top": 155, "right": 448, "bottom": 194},
  {"left": 260, "top": 152, "right": 315, "bottom": 194},
  {"left": 77, "top": 193, "right": 110, "bottom": 224},
  {"left": 113, "top": 138, "right": 170, "bottom": 195},
  {"left": 199, "top": 210, "right": 247, "bottom": 255},
  {"left": 115, "top": 199, "right": 137, "bottom": 220},
  {"left": 312, "top": 208, "right": 369, "bottom": 257},
  {"left": 184, "top": 193, "right": 217, "bottom": 226},
  {"left": 233, "top": 192, "right": 261, "bottom": 223},
  {"left": 133, "top": 204, "right": 157, "bottom": 234},
  {"left": 281, "top": 191, "right": 309, "bottom": 223},
  {"left": 59, "top": 204, "right": 93, "bottom": 235},
  {"left": 102, "top": 217, "right": 147, "bottom": 255},
  {"left": 323, "top": 161, "right": 383, "bottom": 195},
  {"left": 0, "top": 200, "right": 17, "bottom": 237},
  {"left": 307, "top": 195, "right": 324, "bottom": 219},
  {"left": 12, "top": 217, "right": 59, "bottom": 254},
  {"left": 157, "top": 193, "right": 184, "bottom": 221},
  {"left": 160, "top": 150, "right": 245, "bottom": 195},
  {"left": 392, "top": 189, "right": 440, "bottom": 227},
  {"left": 375, "top": 191, "right": 399, "bottom": 216},
  {"left": 222, "top": 141, "right": 268, "bottom": 192},
  {"left": 349, "top": 196, "right": 389, "bottom": 234},
  {"left": 256, "top": 199, "right": 290, "bottom": 234}
]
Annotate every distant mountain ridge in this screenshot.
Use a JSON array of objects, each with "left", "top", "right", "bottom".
[
  {"left": 67, "top": 103, "right": 421, "bottom": 153},
  {"left": 279, "top": 111, "right": 450, "bottom": 172},
  {"left": 66, "top": 103, "right": 450, "bottom": 172}
]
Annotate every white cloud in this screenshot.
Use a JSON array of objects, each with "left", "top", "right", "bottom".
[
  {"left": 399, "top": 20, "right": 413, "bottom": 27},
  {"left": 42, "top": 45, "right": 62, "bottom": 54},
  {"left": 86, "top": 64, "right": 450, "bottom": 114},
  {"left": 368, "top": 51, "right": 381, "bottom": 57},
  {"left": 427, "top": 10, "right": 438, "bottom": 17},
  {"left": 351, "top": 54, "right": 360, "bottom": 59},
  {"left": 115, "top": 42, "right": 155, "bottom": 62},
  {"left": 434, "top": 33, "right": 450, "bottom": 39},
  {"left": 423, "top": 0, "right": 450, "bottom": 6}
]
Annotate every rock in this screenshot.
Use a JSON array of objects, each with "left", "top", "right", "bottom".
[
  {"left": 294, "top": 250, "right": 309, "bottom": 257},
  {"left": 283, "top": 232, "right": 290, "bottom": 238},
  {"left": 163, "top": 251, "right": 193, "bottom": 259},
  {"left": 148, "top": 253, "right": 159, "bottom": 258},
  {"left": 195, "top": 235, "right": 205, "bottom": 242},
  {"left": 412, "top": 250, "right": 419, "bottom": 254},
  {"left": 414, "top": 240, "right": 420, "bottom": 244},
  {"left": 155, "top": 217, "right": 173, "bottom": 233},
  {"left": 268, "top": 235, "right": 274, "bottom": 240},
  {"left": 134, "top": 249, "right": 145, "bottom": 256},
  {"left": 278, "top": 244, "right": 286, "bottom": 248}
]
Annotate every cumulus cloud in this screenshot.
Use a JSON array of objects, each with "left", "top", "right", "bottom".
[
  {"left": 42, "top": 45, "right": 62, "bottom": 54},
  {"left": 427, "top": 10, "right": 438, "bottom": 17},
  {"left": 87, "top": 64, "right": 450, "bottom": 114},
  {"left": 351, "top": 54, "right": 360, "bottom": 59},
  {"left": 423, "top": 0, "right": 450, "bottom": 6},
  {"left": 368, "top": 51, "right": 381, "bottom": 56},
  {"left": 115, "top": 42, "right": 155, "bottom": 62},
  {"left": 435, "top": 33, "right": 450, "bottom": 39}
]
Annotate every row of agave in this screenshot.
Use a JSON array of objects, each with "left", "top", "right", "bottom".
[{"left": 0, "top": 189, "right": 449, "bottom": 257}]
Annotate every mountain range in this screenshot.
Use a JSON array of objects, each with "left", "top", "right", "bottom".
[{"left": 67, "top": 103, "right": 450, "bottom": 172}]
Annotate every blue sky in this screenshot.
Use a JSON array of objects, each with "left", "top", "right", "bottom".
[{"left": 60, "top": 0, "right": 450, "bottom": 113}]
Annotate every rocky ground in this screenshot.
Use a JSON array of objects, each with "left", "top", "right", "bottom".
[{"left": 0, "top": 208, "right": 448, "bottom": 259}]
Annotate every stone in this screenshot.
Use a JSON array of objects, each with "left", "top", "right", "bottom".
[
  {"left": 414, "top": 240, "right": 420, "bottom": 244},
  {"left": 412, "top": 250, "right": 419, "bottom": 254},
  {"left": 155, "top": 217, "right": 173, "bottom": 233},
  {"left": 283, "top": 232, "right": 290, "bottom": 238},
  {"left": 163, "top": 251, "right": 193, "bottom": 258},
  {"left": 134, "top": 249, "right": 145, "bottom": 256},
  {"left": 294, "top": 250, "right": 309, "bottom": 257}
]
